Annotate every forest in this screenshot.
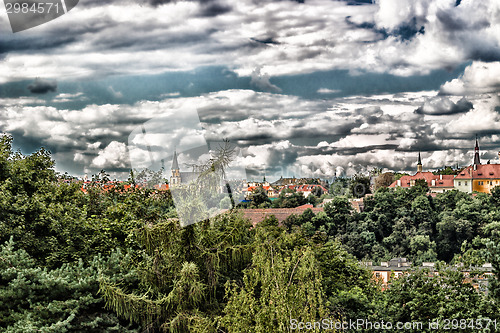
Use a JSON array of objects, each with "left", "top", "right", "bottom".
[{"left": 1, "top": 134, "right": 499, "bottom": 332}]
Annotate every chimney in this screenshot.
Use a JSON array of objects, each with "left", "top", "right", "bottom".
[
  {"left": 440, "top": 174, "right": 442, "bottom": 180},
  {"left": 397, "top": 179, "right": 401, "bottom": 187}
]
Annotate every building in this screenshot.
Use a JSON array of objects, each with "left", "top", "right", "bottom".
[
  {"left": 246, "top": 185, "right": 280, "bottom": 199},
  {"left": 363, "top": 258, "right": 412, "bottom": 289},
  {"left": 280, "top": 184, "right": 328, "bottom": 197},
  {"left": 169, "top": 151, "right": 201, "bottom": 186},
  {"left": 389, "top": 152, "right": 454, "bottom": 193},
  {"left": 454, "top": 139, "right": 500, "bottom": 194},
  {"left": 455, "top": 164, "right": 500, "bottom": 193},
  {"left": 364, "top": 259, "right": 494, "bottom": 292}
]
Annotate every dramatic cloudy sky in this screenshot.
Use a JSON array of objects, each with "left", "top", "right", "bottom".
[{"left": 1, "top": 0, "right": 500, "bottom": 180}]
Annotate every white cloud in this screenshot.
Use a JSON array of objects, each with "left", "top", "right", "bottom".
[
  {"left": 1, "top": 87, "right": 499, "bottom": 177},
  {"left": 91, "top": 141, "right": 129, "bottom": 169},
  {"left": 317, "top": 88, "right": 341, "bottom": 94},
  {"left": 447, "top": 97, "right": 500, "bottom": 133},
  {"left": 440, "top": 61, "right": 500, "bottom": 95},
  {"left": 1, "top": 0, "right": 498, "bottom": 83}
]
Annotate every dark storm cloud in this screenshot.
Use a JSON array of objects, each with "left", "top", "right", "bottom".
[
  {"left": 345, "top": 16, "right": 388, "bottom": 40},
  {"left": 415, "top": 97, "right": 473, "bottom": 116},
  {"left": 198, "top": 3, "right": 232, "bottom": 17},
  {"left": 391, "top": 18, "right": 425, "bottom": 41},
  {"left": 250, "top": 37, "right": 281, "bottom": 45},
  {"left": 436, "top": 10, "right": 469, "bottom": 31},
  {"left": 468, "top": 49, "right": 500, "bottom": 63},
  {"left": 267, "top": 148, "right": 299, "bottom": 166},
  {"left": 0, "top": 36, "right": 77, "bottom": 54},
  {"left": 344, "top": 0, "right": 373, "bottom": 5},
  {"left": 27, "top": 79, "right": 57, "bottom": 94},
  {"left": 146, "top": 0, "right": 227, "bottom": 9},
  {"left": 324, "top": 144, "right": 400, "bottom": 156}
]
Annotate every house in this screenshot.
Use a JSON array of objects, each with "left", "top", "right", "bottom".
[
  {"left": 280, "top": 184, "right": 328, "bottom": 197},
  {"left": 389, "top": 172, "right": 455, "bottom": 193},
  {"left": 363, "top": 258, "right": 412, "bottom": 289},
  {"left": 389, "top": 151, "right": 454, "bottom": 193},
  {"left": 455, "top": 164, "right": 500, "bottom": 194},
  {"left": 388, "top": 151, "right": 455, "bottom": 193},
  {"left": 246, "top": 185, "right": 280, "bottom": 199},
  {"left": 364, "top": 259, "right": 494, "bottom": 292}
]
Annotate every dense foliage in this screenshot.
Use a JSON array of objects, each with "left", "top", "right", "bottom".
[{"left": 1, "top": 135, "right": 499, "bottom": 332}]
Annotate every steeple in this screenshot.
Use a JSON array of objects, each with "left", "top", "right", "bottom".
[
  {"left": 170, "top": 151, "right": 181, "bottom": 184},
  {"left": 171, "top": 150, "right": 179, "bottom": 170},
  {"left": 417, "top": 151, "right": 423, "bottom": 173},
  {"left": 473, "top": 135, "right": 481, "bottom": 166}
]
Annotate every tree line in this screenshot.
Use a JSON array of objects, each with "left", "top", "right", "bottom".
[{"left": 0, "top": 135, "right": 499, "bottom": 332}]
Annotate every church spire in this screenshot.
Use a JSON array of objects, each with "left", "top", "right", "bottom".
[
  {"left": 417, "top": 151, "right": 423, "bottom": 173},
  {"left": 473, "top": 135, "right": 481, "bottom": 166},
  {"left": 171, "top": 150, "right": 179, "bottom": 170}
]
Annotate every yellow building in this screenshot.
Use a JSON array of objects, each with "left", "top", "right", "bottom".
[
  {"left": 454, "top": 164, "right": 500, "bottom": 194},
  {"left": 454, "top": 139, "right": 500, "bottom": 194}
]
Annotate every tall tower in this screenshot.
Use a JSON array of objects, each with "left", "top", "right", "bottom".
[
  {"left": 473, "top": 136, "right": 481, "bottom": 166},
  {"left": 170, "top": 151, "right": 181, "bottom": 185},
  {"left": 417, "top": 151, "right": 423, "bottom": 173}
]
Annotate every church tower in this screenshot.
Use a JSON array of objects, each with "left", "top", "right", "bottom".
[
  {"left": 170, "top": 151, "right": 181, "bottom": 185},
  {"left": 473, "top": 136, "right": 481, "bottom": 166},
  {"left": 417, "top": 151, "right": 423, "bottom": 173}
]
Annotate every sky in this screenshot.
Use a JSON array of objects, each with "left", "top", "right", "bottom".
[{"left": 1, "top": 0, "right": 500, "bottom": 181}]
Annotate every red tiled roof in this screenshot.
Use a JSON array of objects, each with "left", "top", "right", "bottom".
[
  {"left": 153, "top": 184, "right": 169, "bottom": 191},
  {"left": 455, "top": 164, "right": 500, "bottom": 179},
  {"left": 389, "top": 172, "right": 454, "bottom": 188},
  {"left": 81, "top": 182, "right": 140, "bottom": 193},
  {"left": 247, "top": 185, "right": 276, "bottom": 192},
  {"left": 279, "top": 184, "right": 328, "bottom": 193},
  {"left": 296, "top": 204, "right": 314, "bottom": 209}
]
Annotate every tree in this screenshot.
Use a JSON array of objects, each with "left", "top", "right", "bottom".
[
  {"left": 381, "top": 268, "right": 497, "bottom": 332},
  {"left": 249, "top": 186, "right": 271, "bottom": 207},
  {"left": 0, "top": 237, "right": 139, "bottom": 332},
  {"left": 349, "top": 174, "right": 371, "bottom": 198},
  {"left": 410, "top": 195, "right": 436, "bottom": 236},
  {"left": 374, "top": 172, "right": 394, "bottom": 190},
  {"left": 100, "top": 213, "right": 255, "bottom": 332},
  {"left": 271, "top": 188, "right": 307, "bottom": 208},
  {"left": 220, "top": 230, "right": 327, "bottom": 333},
  {"left": 413, "top": 179, "right": 429, "bottom": 194},
  {"left": 324, "top": 196, "right": 352, "bottom": 236}
]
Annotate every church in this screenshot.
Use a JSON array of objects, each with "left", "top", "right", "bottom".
[
  {"left": 169, "top": 151, "right": 201, "bottom": 186},
  {"left": 389, "top": 152, "right": 455, "bottom": 193}
]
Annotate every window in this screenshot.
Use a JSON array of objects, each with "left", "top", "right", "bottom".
[
  {"left": 458, "top": 182, "right": 461, "bottom": 186},
  {"left": 465, "top": 181, "right": 467, "bottom": 186}
]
